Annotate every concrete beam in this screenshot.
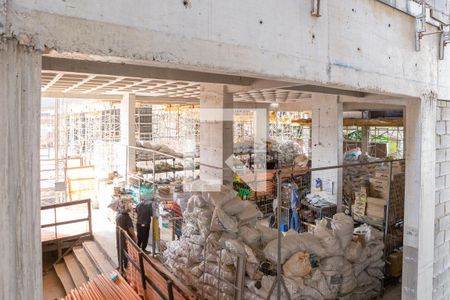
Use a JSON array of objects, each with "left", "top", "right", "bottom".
[
  {"left": 343, "top": 102, "right": 404, "bottom": 111},
  {"left": 42, "top": 57, "right": 254, "bottom": 86},
  {"left": 0, "top": 39, "right": 42, "bottom": 300},
  {"left": 42, "top": 91, "right": 199, "bottom": 104},
  {"left": 282, "top": 85, "right": 366, "bottom": 98}
]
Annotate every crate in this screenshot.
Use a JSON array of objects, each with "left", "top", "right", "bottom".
[{"left": 300, "top": 200, "right": 337, "bottom": 219}]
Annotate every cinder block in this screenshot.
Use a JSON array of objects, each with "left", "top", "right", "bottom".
[
  {"left": 437, "top": 107, "right": 443, "bottom": 120},
  {"left": 437, "top": 190, "right": 442, "bottom": 205},
  {"left": 437, "top": 149, "right": 446, "bottom": 162},
  {"left": 441, "top": 188, "right": 450, "bottom": 203},
  {"left": 445, "top": 175, "right": 450, "bottom": 187},
  {"left": 441, "top": 162, "right": 450, "bottom": 176},
  {"left": 437, "top": 121, "right": 446, "bottom": 135},
  {"left": 446, "top": 202, "right": 450, "bottom": 214},
  {"left": 440, "top": 215, "right": 450, "bottom": 231},
  {"left": 441, "top": 136, "right": 450, "bottom": 148},
  {"left": 445, "top": 230, "right": 450, "bottom": 243},
  {"left": 442, "top": 108, "right": 450, "bottom": 121},
  {"left": 436, "top": 230, "right": 445, "bottom": 246},
  {"left": 437, "top": 203, "right": 446, "bottom": 219},
  {"left": 437, "top": 176, "right": 445, "bottom": 189}
]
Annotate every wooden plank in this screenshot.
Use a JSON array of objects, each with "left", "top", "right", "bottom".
[
  {"left": 73, "top": 246, "right": 100, "bottom": 280},
  {"left": 83, "top": 241, "right": 116, "bottom": 274},
  {"left": 54, "top": 263, "right": 76, "bottom": 294},
  {"left": 63, "top": 254, "right": 87, "bottom": 288}
]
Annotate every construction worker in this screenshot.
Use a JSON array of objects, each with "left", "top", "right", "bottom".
[
  {"left": 135, "top": 198, "right": 153, "bottom": 252},
  {"left": 116, "top": 204, "right": 136, "bottom": 269}
]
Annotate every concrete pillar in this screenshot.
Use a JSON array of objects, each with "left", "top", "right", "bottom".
[
  {"left": 120, "top": 94, "right": 136, "bottom": 173},
  {"left": 361, "top": 126, "right": 369, "bottom": 154},
  {"left": 402, "top": 94, "right": 436, "bottom": 300},
  {"left": 199, "top": 84, "right": 233, "bottom": 187},
  {"left": 311, "top": 94, "right": 343, "bottom": 206},
  {"left": 0, "top": 39, "right": 42, "bottom": 299}
]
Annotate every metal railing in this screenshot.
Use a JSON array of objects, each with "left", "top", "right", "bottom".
[
  {"left": 117, "top": 227, "right": 194, "bottom": 300},
  {"left": 41, "top": 198, "right": 93, "bottom": 242}
]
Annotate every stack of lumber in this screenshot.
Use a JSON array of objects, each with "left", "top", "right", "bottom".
[
  {"left": 63, "top": 271, "right": 140, "bottom": 300},
  {"left": 239, "top": 170, "right": 275, "bottom": 200}
]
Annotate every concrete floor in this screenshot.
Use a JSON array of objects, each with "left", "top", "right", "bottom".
[
  {"left": 382, "top": 283, "right": 402, "bottom": 300},
  {"left": 92, "top": 209, "right": 118, "bottom": 265}
]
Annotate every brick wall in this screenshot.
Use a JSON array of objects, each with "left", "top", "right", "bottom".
[{"left": 434, "top": 100, "right": 450, "bottom": 299}]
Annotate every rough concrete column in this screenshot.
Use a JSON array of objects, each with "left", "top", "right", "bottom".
[
  {"left": 403, "top": 93, "right": 436, "bottom": 300},
  {"left": 0, "top": 39, "right": 42, "bottom": 299},
  {"left": 199, "top": 84, "right": 233, "bottom": 186},
  {"left": 120, "top": 93, "right": 136, "bottom": 173},
  {"left": 311, "top": 94, "right": 343, "bottom": 206}
]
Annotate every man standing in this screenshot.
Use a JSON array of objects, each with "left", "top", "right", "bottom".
[
  {"left": 135, "top": 198, "right": 153, "bottom": 252},
  {"left": 116, "top": 205, "right": 136, "bottom": 269}
]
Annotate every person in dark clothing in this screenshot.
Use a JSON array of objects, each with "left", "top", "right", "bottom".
[
  {"left": 116, "top": 206, "right": 136, "bottom": 270},
  {"left": 135, "top": 199, "right": 153, "bottom": 252}
]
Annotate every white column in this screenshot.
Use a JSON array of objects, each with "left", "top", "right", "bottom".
[
  {"left": 199, "top": 84, "right": 233, "bottom": 187},
  {"left": 402, "top": 94, "right": 435, "bottom": 300},
  {"left": 120, "top": 93, "right": 136, "bottom": 174},
  {"left": 311, "top": 94, "right": 343, "bottom": 206},
  {"left": 0, "top": 39, "right": 42, "bottom": 299}
]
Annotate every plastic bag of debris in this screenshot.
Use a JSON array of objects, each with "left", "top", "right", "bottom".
[
  {"left": 263, "top": 233, "right": 304, "bottom": 264},
  {"left": 304, "top": 269, "right": 334, "bottom": 299},
  {"left": 203, "top": 185, "right": 238, "bottom": 207},
  {"left": 222, "top": 196, "right": 252, "bottom": 216},
  {"left": 297, "top": 232, "right": 328, "bottom": 258},
  {"left": 237, "top": 204, "right": 263, "bottom": 225},
  {"left": 210, "top": 207, "right": 238, "bottom": 233},
  {"left": 239, "top": 226, "right": 261, "bottom": 249},
  {"left": 344, "top": 240, "right": 363, "bottom": 262},
  {"left": 256, "top": 223, "right": 278, "bottom": 245},
  {"left": 344, "top": 147, "right": 361, "bottom": 161},
  {"left": 283, "top": 251, "right": 312, "bottom": 278},
  {"left": 314, "top": 219, "right": 343, "bottom": 257},
  {"left": 340, "top": 260, "right": 357, "bottom": 295},
  {"left": 331, "top": 213, "right": 354, "bottom": 250}
]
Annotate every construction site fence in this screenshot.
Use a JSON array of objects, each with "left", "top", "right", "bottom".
[{"left": 117, "top": 227, "right": 194, "bottom": 300}]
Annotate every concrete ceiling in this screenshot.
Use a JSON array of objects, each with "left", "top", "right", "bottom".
[
  {"left": 42, "top": 71, "right": 201, "bottom": 99},
  {"left": 41, "top": 70, "right": 311, "bottom": 103}
]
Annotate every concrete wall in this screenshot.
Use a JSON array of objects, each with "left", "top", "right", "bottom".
[
  {"left": 434, "top": 100, "right": 450, "bottom": 299},
  {"left": 3, "top": 0, "right": 449, "bottom": 99}
]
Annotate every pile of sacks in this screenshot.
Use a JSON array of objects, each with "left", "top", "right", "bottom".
[
  {"left": 273, "top": 141, "right": 303, "bottom": 166},
  {"left": 163, "top": 185, "right": 278, "bottom": 300},
  {"left": 164, "top": 189, "right": 385, "bottom": 300},
  {"left": 251, "top": 214, "right": 385, "bottom": 300}
]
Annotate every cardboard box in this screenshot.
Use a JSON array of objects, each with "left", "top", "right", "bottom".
[
  {"left": 367, "top": 197, "right": 386, "bottom": 206},
  {"left": 386, "top": 251, "right": 403, "bottom": 277}
]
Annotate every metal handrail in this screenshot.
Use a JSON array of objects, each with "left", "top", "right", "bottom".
[
  {"left": 117, "top": 227, "right": 192, "bottom": 300},
  {"left": 41, "top": 198, "right": 92, "bottom": 241}
]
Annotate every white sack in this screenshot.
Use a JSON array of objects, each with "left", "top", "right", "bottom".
[
  {"left": 210, "top": 207, "right": 238, "bottom": 233},
  {"left": 283, "top": 251, "right": 312, "bottom": 278},
  {"left": 331, "top": 213, "right": 354, "bottom": 250},
  {"left": 344, "top": 241, "right": 363, "bottom": 262},
  {"left": 239, "top": 226, "right": 261, "bottom": 249},
  {"left": 314, "top": 219, "right": 343, "bottom": 257}
]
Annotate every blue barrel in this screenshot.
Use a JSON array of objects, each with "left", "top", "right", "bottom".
[{"left": 281, "top": 223, "right": 288, "bottom": 232}]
